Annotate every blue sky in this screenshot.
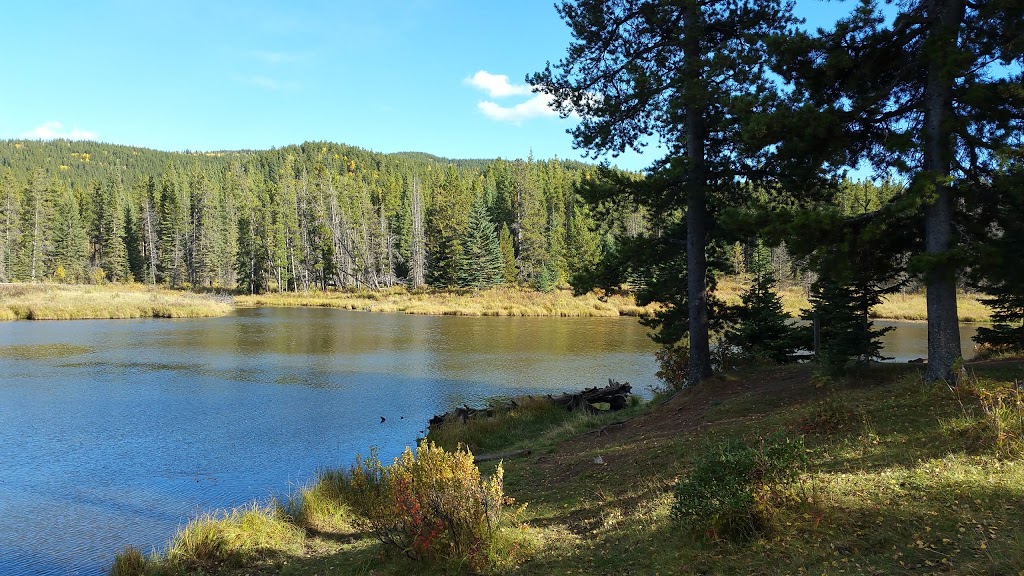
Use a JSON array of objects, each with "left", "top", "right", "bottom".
[{"left": 1, "top": 1, "right": 852, "bottom": 171}]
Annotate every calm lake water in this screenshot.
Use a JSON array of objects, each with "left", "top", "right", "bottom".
[
  {"left": 0, "top": 309, "right": 981, "bottom": 576},
  {"left": 0, "top": 308, "right": 659, "bottom": 576}
]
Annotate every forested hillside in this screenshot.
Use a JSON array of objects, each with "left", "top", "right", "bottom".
[{"left": 0, "top": 140, "right": 630, "bottom": 293}]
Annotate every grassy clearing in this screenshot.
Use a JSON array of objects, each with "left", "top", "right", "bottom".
[
  {"left": 718, "top": 277, "right": 991, "bottom": 322},
  {"left": 0, "top": 283, "right": 232, "bottom": 320},
  {"left": 113, "top": 357, "right": 1024, "bottom": 575},
  {"left": 235, "top": 286, "right": 657, "bottom": 318}
]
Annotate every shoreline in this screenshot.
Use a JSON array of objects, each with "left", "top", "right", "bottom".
[
  {"left": 0, "top": 282, "right": 993, "bottom": 323},
  {"left": 109, "top": 357, "right": 1024, "bottom": 575}
]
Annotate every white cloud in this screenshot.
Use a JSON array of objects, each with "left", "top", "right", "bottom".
[
  {"left": 21, "top": 121, "right": 97, "bottom": 141},
  {"left": 465, "top": 70, "right": 532, "bottom": 98},
  {"left": 477, "top": 94, "right": 558, "bottom": 124}
]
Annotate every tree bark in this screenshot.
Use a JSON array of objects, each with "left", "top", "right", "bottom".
[
  {"left": 922, "top": 0, "right": 965, "bottom": 382},
  {"left": 683, "top": 3, "right": 712, "bottom": 385}
]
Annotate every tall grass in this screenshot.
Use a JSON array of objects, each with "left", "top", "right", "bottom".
[
  {"left": 286, "top": 468, "right": 353, "bottom": 533},
  {"left": 236, "top": 286, "right": 657, "bottom": 318},
  {"left": 163, "top": 503, "right": 304, "bottom": 572},
  {"left": 0, "top": 283, "right": 232, "bottom": 320},
  {"left": 717, "top": 277, "right": 991, "bottom": 322}
]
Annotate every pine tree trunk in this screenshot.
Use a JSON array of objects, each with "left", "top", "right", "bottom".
[
  {"left": 683, "top": 3, "right": 712, "bottom": 385},
  {"left": 922, "top": 0, "right": 965, "bottom": 382}
]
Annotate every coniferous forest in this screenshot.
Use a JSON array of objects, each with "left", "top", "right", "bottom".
[{"left": 0, "top": 140, "right": 613, "bottom": 294}]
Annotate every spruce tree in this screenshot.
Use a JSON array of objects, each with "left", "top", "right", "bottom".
[
  {"left": 99, "top": 176, "right": 131, "bottom": 283},
  {"left": 724, "top": 242, "right": 808, "bottom": 364},
  {"left": 495, "top": 223, "right": 515, "bottom": 286},
  {"left": 426, "top": 166, "right": 471, "bottom": 288},
  {"left": 457, "top": 195, "right": 503, "bottom": 289},
  {"left": 158, "top": 164, "right": 188, "bottom": 287},
  {"left": 972, "top": 171, "right": 1024, "bottom": 351},
  {"left": 803, "top": 274, "right": 893, "bottom": 373},
  {"left": 48, "top": 182, "right": 88, "bottom": 282}
]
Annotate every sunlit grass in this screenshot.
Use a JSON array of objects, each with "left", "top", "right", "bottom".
[
  {"left": 163, "top": 503, "right": 305, "bottom": 572},
  {"left": 236, "top": 286, "right": 657, "bottom": 318},
  {"left": 717, "top": 277, "right": 991, "bottom": 322},
  {"left": 0, "top": 283, "right": 232, "bottom": 320}
]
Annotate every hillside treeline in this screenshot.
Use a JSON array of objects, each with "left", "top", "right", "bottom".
[{"left": 0, "top": 140, "right": 639, "bottom": 293}]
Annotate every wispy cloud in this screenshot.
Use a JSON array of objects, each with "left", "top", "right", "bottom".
[
  {"left": 477, "top": 94, "right": 558, "bottom": 124},
  {"left": 465, "top": 70, "right": 533, "bottom": 98},
  {"left": 21, "top": 121, "right": 97, "bottom": 141},
  {"left": 251, "top": 50, "right": 310, "bottom": 65}
]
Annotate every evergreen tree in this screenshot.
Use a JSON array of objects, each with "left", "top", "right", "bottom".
[
  {"left": 498, "top": 223, "right": 517, "bottom": 285},
  {"left": 532, "top": 0, "right": 798, "bottom": 385},
  {"left": 158, "top": 164, "right": 188, "bottom": 287},
  {"left": 47, "top": 181, "right": 88, "bottom": 283},
  {"left": 803, "top": 275, "right": 893, "bottom": 373},
  {"left": 426, "top": 166, "right": 471, "bottom": 287},
  {"left": 972, "top": 170, "right": 1024, "bottom": 351},
  {"left": 724, "top": 242, "right": 808, "bottom": 364},
  {"left": 779, "top": 0, "right": 1024, "bottom": 380},
  {"left": 99, "top": 176, "right": 130, "bottom": 283},
  {"left": 17, "top": 169, "right": 51, "bottom": 281},
  {"left": 0, "top": 170, "right": 19, "bottom": 282},
  {"left": 457, "top": 194, "right": 503, "bottom": 289}
]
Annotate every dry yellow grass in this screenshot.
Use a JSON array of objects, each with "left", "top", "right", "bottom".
[
  {"left": 0, "top": 283, "right": 232, "bottom": 320},
  {"left": 717, "top": 277, "right": 991, "bottom": 323},
  {"left": 236, "top": 286, "right": 658, "bottom": 318}
]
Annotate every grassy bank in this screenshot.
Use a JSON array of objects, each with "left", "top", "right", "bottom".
[
  {"left": 235, "top": 286, "right": 657, "bottom": 318},
  {"left": 113, "top": 357, "right": 1024, "bottom": 575},
  {"left": 239, "top": 282, "right": 990, "bottom": 322},
  {"left": 0, "top": 281, "right": 990, "bottom": 323},
  {"left": 717, "top": 278, "right": 992, "bottom": 322},
  {"left": 0, "top": 284, "right": 232, "bottom": 320}
]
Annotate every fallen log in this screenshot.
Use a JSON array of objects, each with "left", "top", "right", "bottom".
[
  {"left": 427, "top": 380, "right": 632, "bottom": 434},
  {"left": 547, "top": 379, "right": 632, "bottom": 412}
]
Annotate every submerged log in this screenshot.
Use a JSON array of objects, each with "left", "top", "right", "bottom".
[{"left": 427, "top": 379, "right": 633, "bottom": 434}]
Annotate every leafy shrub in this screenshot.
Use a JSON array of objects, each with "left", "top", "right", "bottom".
[
  {"left": 337, "top": 440, "right": 511, "bottom": 570},
  {"left": 671, "top": 434, "right": 806, "bottom": 541},
  {"left": 655, "top": 344, "right": 689, "bottom": 390}
]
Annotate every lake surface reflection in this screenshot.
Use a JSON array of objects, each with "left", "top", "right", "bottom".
[{"left": 0, "top": 308, "right": 658, "bottom": 576}]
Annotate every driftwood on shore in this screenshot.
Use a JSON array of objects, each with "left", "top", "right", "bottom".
[{"left": 428, "top": 379, "right": 632, "bottom": 434}]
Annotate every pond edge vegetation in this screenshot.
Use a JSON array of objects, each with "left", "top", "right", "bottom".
[{"left": 111, "top": 357, "right": 1024, "bottom": 575}]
